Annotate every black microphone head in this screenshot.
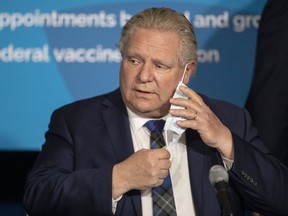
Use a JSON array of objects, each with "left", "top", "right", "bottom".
[{"left": 209, "top": 165, "right": 229, "bottom": 186}]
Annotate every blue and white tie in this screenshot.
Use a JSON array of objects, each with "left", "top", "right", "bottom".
[{"left": 145, "top": 120, "right": 177, "bottom": 216}]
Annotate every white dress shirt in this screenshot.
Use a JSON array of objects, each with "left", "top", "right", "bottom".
[{"left": 126, "top": 108, "right": 196, "bottom": 216}]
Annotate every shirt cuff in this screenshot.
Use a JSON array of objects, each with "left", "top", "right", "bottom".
[
  {"left": 112, "top": 195, "right": 123, "bottom": 214},
  {"left": 221, "top": 155, "right": 234, "bottom": 170}
]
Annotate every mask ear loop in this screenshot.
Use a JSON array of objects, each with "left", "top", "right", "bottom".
[{"left": 181, "top": 63, "right": 189, "bottom": 83}]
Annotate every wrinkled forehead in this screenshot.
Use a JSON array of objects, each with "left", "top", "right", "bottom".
[{"left": 124, "top": 28, "right": 182, "bottom": 63}]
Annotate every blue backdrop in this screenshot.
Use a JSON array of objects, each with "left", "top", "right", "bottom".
[{"left": 0, "top": 0, "right": 267, "bottom": 151}]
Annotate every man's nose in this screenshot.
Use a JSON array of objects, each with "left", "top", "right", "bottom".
[{"left": 138, "top": 63, "right": 153, "bottom": 82}]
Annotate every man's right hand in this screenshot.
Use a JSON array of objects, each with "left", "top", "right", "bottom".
[{"left": 112, "top": 148, "right": 171, "bottom": 199}]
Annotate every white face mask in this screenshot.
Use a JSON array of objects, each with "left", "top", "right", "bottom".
[{"left": 164, "top": 64, "right": 189, "bottom": 136}]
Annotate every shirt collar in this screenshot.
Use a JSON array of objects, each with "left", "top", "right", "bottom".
[{"left": 126, "top": 107, "right": 167, "bottom": 131}]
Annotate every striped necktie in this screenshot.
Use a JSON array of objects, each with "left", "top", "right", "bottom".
[{"left": 145, "top": 120, "right": 177, "bottom": 216}]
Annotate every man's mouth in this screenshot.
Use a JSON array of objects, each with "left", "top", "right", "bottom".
[
  {"left": 135, "top": 88, "right": 154, "bottom": 96},
  {"left": 137, "top": 89, "right": 150, "bottom": 93}
]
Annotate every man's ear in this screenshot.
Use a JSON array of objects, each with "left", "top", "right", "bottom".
[{"left": 183, "top": 60, "right": 196, "bottom": 84}]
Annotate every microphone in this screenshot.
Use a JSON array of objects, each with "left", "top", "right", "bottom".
[{"left": 209, "top": 165, "right": 233, "bottom": 216}]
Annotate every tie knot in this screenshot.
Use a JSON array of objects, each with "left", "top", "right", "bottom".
[{"left": 145, "top": 119, "right": 165, "bottom": 133}]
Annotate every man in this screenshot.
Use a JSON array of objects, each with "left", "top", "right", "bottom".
[
  {"left": 246, "top": 0, "right": 288, "bottom": 167},
  {"left": 24, "top": 8, "right": 288, "bottom": 216}
]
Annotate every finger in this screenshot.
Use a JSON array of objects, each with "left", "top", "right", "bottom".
[
  {"left": 170, "top": 96, "right": 202, "bottom": 113},
  {"left": 153, "top": 148, "right": 171, "bottom": 159},
  {"left": 158, "top": 158, "right": 171, "bottom": 169},
  {"left": 176, "top": 119, "right": 198, "bottom": 129},
  {"left": 170, "top": 108, "right": 198, "bottom": 120},
  {"left": 155, "top": 179, "right": 164, "bottom": 187},
  {"left": 179, "top": 86, "right": 205, "bottom": 105},
  {"left": 159, "top": 169, "right": 169, "bottom": 179}
]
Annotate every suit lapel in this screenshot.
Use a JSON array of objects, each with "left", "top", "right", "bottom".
[
  {"left": 102, "top": 96, "right": 134, "bottom": 162},
  {"left": 101, "top": 89, "right": 142, "bottom": 216},
  {"left": 186, "top": 129, "right": 205, "bottom": 215},
  {"left": 186, "top": 129, "right": 220, "bottom": 215}
]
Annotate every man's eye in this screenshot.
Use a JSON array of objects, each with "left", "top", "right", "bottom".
[
  {"left": 156, "top": 64, "right": 168, "bottom": 70},
  {"left": 129, "top": 58, "right": 140, "bottom": 65}
]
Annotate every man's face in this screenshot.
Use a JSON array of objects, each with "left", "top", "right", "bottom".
[{"left": 120, "top": 28, "right": 189, "bottom": 118}]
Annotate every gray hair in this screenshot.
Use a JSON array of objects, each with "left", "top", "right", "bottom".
[{"left": 118, "top": 7, "right": 198, "bottom": 67}]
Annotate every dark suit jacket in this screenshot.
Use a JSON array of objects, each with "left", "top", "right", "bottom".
[
  {"left": 24, "top": 89, "right": 288, "bottom": 216},
  {"left": 246, "top": 0, "right": 288, "bottom": 167}
]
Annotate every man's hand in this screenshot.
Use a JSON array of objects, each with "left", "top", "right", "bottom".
[
  {"left": 112, "top": 148, "right": 171, "bottom": 198},
  {"left": 169, "top": 86, "right": 234, "bottom": 160}
]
